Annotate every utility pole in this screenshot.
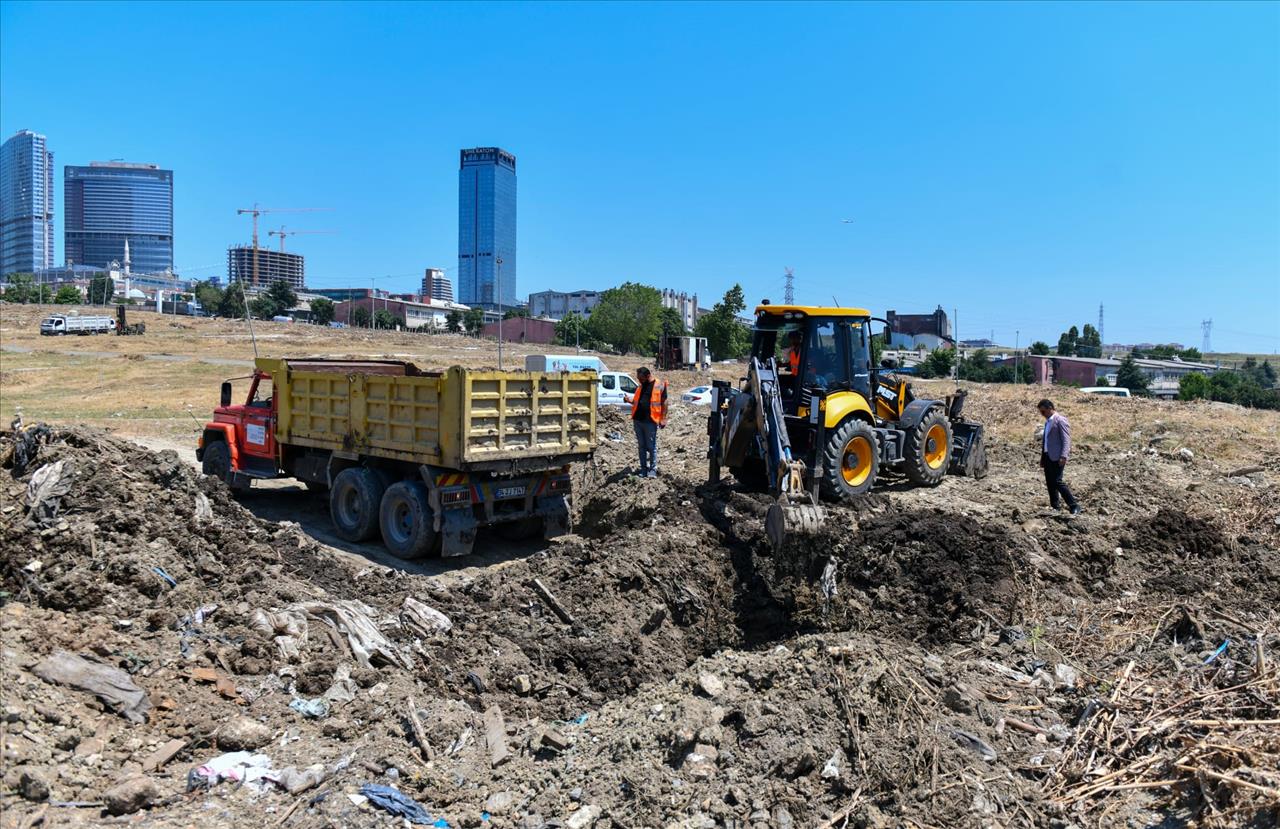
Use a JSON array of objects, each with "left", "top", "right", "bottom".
[
  {"left": 952, "top": 307, "right": 959, "bottom": 381},
  {"left": 1202, "top": 319, "right": 1213, "bottom": 354},
  {"left": 1015, "top": 329, "right": 1020, "bottom": 384},
  {"left": 784, "top": 267, "right": 794, "bottom": 305},
  {"left": 496, "top": 256, "right": 504, "bottom": 370}
]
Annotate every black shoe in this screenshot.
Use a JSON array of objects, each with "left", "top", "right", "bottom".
[{"left": 1070, "top": 506, "right": 1083, "bottom": 515}]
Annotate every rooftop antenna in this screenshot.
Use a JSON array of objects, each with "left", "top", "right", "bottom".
[{"left": 784, "top": 267, "right": 795, "bottom": 304}]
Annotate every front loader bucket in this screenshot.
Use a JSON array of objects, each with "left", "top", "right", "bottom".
[
  {"left": 765, "top": 501, "right": 825, "bottom": 553},
  {"left": 949, "top": 421, "right": 988, "bottom": 479}
]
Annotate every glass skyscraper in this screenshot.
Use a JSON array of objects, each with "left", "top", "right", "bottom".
[
  {"left": 458, "top": 147, "right": 516, "bottom": 307},
  {"left": 65, "top": 161, "right": 173, "bottom": 274},
  {"left": 0, "top": 130, "right": 55, "bottom": 276}
]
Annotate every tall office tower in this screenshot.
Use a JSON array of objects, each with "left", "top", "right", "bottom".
[
  {"left": 457, "top": 147, "right": 516, "bottom": 306},
  {"left": 0, "top": 130, "right": 55, "bottom": 275},
  {"left": 65, "top": 161, "right": 173, "bottom": 274},
  {"left": 421, "top": 267, "right": 454, "bottom": 302}
]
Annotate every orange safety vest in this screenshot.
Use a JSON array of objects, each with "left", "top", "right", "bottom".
[
  {"left": 788, "top": 348, "right": 801, "bottom": 374},
  {"left": 630, "top": 379, "right": 668, "bottom": 426}
]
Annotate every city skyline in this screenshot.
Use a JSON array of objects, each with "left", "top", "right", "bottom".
[
  {"left": 64, "top": 161, "right": 173, "bottom": 274},
  {"left": 0, "top": 129, "right": 54, "bottom": 275},
  {"left": 0, "top": 3, "right": 1276, "bottom": 351}
]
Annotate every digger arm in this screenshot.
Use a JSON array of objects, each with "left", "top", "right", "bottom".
[{"left": 748, "top": 358, "right": 802, "bottom": 497}]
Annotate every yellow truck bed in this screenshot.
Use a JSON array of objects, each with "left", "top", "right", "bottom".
[{"left": 262, "top": 358, "right": 597, "bottom": 470}]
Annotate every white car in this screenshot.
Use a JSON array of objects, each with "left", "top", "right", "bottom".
[
  {"left": 1080, "top": 386, "right": 1131, "bottom": 398},
  {"left": 597, "top": 371, "right": 639, "bottom": 407},
  {"left": 681, "top": 386, "right": 713, "bottom": 405}
]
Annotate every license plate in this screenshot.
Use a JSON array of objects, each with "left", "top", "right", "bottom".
[{"left": 495, "top": 485, "right": 526, "bottom": 500}]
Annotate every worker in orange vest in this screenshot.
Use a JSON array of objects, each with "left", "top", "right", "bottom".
[
  {"left": 785, "top": 329, "right": 803, "bottom": 374},
  {"left": 625, "top": 366, "right": 668, "bottom": 478}
]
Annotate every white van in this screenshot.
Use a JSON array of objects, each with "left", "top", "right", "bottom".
[
  {"left": 525, "top": 354, "right": 608, "bottom": 374},
  {"left": 1081, "top": 386, "right": 1131, "bottom": 398},
  {"left": 598, "top": 371, "right": 639, "bottom": 407}
]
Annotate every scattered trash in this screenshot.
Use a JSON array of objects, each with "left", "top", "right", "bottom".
[
  {"left": 251, "top": 608, "right": 309, "bottom": 660},
  {"left": 401, "top": 596, "right": 453, "bottom": 636},
  {"left": 274, "top": 764, "right": 326, "bottom": 794},
  {"left": 187, "top": 752, "right": 275, "bottom": 792},
  {"left": 359, "top": 784, "right": 449, "bottom": 826},
  {"left": 290, "top": 697, "right": 331, "bottom": 719},
  {"left": 32, "top": 650, "right": 152, "bottom": 723},
  {"left": 1204, "top": 640, "right": 1230, "bottom": 665},
  {"left": 152, "top": 566, "right": 178, "bottom": 588},
  {"left": 296, "top": 600, "right": 411, "bottom": 668},
  {"left": 949, "top": 728, "right": 998, "bottom": 762},
  {"left": 26, "top": 459, "right": 72, "bottom": 526},
  {"left": 821, "top": 749, "right": 841, "bottom": 779},
  {"left": 193, "top": 491, "right": 214, "bottom": 521}
]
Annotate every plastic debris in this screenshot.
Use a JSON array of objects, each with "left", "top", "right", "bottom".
[
  {"left": 32, "top": 651, "right": 152, "bottom": 723},
  {"left": 949, "top": 728, "right": 997, "bottom": 762},
  {"left": 821, "top": 749, "right": 841, "bottom": 779},
  {"left": 290, "top": 697, "right": 331, "bottom": 719},
  {"left": 401, "top": 596, "right": 453, "bottom": 636},
  {"left": 296, "top": 600, "right": 411, "bottom": 668},
  {"left": 1204, "top": 640, "right": 1230, "bottom": 665},
  {"left": 251, "top": 608, "right": 309, "bottom": 661},
  {"left": 359, "top": 784, "right": 449, "bottom": 826},
  {"left": 26, "top": 459, "right": 72, "bottom": 526},
  {"left": 152, "top": 567, "right": 178, "bottom": 588},
  {"left": 194, "top": 491, "right": 213, "bottom": 521},
  {"left": 187, "top": 751, "right": 274, "bottom": 791}
]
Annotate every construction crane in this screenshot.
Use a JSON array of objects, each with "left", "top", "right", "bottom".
[
  {"left": 236, "top": 205, "right": 331, "bottom": 286},
  {"left": 267, "top": 226, "right": 337, "bottom": 253}
]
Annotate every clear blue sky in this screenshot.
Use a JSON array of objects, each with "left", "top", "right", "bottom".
[{"left": 2, "top": 1, "right": 1276, "bottom": 352}]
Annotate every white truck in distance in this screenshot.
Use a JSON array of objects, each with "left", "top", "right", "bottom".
[{"left": 39, "top": 314, "right": 116, "bottom": 336}]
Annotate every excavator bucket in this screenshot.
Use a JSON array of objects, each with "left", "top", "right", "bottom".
[{"left": 765, "top": 500, "right": 825, "bottom": 553}]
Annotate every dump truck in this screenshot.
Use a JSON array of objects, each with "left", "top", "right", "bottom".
[
  {"left": 39, "top": 313, "right": 116, "bottom": 336},
  {"left": 197, "top": 357, "right": 597, "bottom": 558}
]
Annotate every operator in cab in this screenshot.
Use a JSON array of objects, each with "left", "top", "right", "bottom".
[{"left": 784, "top": 329, "right": 803, "bottom": 374}]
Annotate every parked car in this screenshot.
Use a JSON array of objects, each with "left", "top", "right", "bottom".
[
  {"left": 681, "top": 386, "right": 713, "bottom": 405},
  {"left": 597, "top": 371, "right": 638, "bottom": 407},
  {"left": 1080, "top": 386, "right": 1131, "bottom": 398}
]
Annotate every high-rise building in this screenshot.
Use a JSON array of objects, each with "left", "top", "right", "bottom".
[
  {"left": 422, "top": 267, "right": 454, "bottom": 302},
  {"left": 661, "top": 289, "right": 701, "bottom": 331},
  {"left": 457, "top": 147, "right": 516, "bottom": 307},
  {"left": 64, "top": 161, "right": 173, "bottom": 274},
  {"left": 227, "top": 245, "right": 305, "bottom": 289},
  {"left": 0, "top": 130, "right": 55, "bottom": 276}
]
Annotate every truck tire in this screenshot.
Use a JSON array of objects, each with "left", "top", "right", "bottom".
[
  {"left": 820, "top": 419, "right": 879, "bottom": 501},
  {"left": 378, "top": 481, "right": 437, "bottom": 559},
  {"left": 202, "top": 440, "right": 233, "bottom": 486},
  {"left": 903, "top": 407, "right": 952, "bottom": 486},
  {"left": 330, "top": 467, "right": 386, "bottom": 543}
]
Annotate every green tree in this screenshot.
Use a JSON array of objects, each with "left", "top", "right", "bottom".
[
  {"left": 217, "top": 282, "right": 247, "bottom": 318},
  {"left": 1116, "top": 353, "right": 1150, "bottom": 395},
  {"left": 1030, "top": 341, "right": 1051, "bottom": 356},
  {"left": 916, "top": 347, "right": 957, "bottom": 379},
  {"left": 265, "top": 280, "right": 297, "bottom": 313},
  {"left": 250, "top": 294, "right": 280, "bottom": 319},
  {"left": 1055, "top": 326, "right": 1079, "bottom": 357},
  {"left": 1179, "top": 372, "right": 1210, "bottom": 400},
  {"left": 88, "top": 274, "right": 115, "bottom": 305},
  {"left": 444, "top": 310, "right": 463, "bottom": 333},
  {"left": 694, "top": 283, "right": 750, "bottom": 361},
  {"left": 555, "top": 311, "right": 590, "bottom": 348},
  {"left": 310, "top": 297, "right": 335, "bottom": 325},
  {"left": 351, "top": 305, "right": 372, "bottom": 328},
  {"left": 53, "top": 285, "right": 81, "bottom": 304},
  {"left": 463, "top": 307, "right": 485, "bottom": 335},
  {"left": 587, "top": 281, "right": 664, "bottom": 354},
  {"left": 373, "top": 309, "right": 401, "bottom": 329},
  {"left": 1179, "top": 347, "right": 1202, "bottom": 361},
  {"left": 1078, "top": 324, "right": 1102, "bottom": 358},
  {"left": 870, "top": 331, "right": 884, "bottom": 367},
  {"left": 2, "top": 274, "right": 35, "bottom": 303},
  {"left": 1095, "top": 376, "right": 1110, "bottom": 387},
  {"left": 192, "top": 280, "right": 222, "bottom": 313},
  {"left": 503, "top": 307, "right": 530, "bottom": 320}
]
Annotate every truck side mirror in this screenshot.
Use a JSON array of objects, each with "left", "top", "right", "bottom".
[{"left": 220, "top": 382, "right": 232, "bottom": 407}]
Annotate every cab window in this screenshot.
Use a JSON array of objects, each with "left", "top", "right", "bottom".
[
  {"left": 601, "top": 375, "right": 616, "bottom": 390},
  {"left": 807, "top": 320, "right": 849, "bottom": 388},
  {"left": 249, "top": 377, "right": 273, "bottom": 408},
  {"left": 620, "top": 375, "right": 638, "bottom": 393}
]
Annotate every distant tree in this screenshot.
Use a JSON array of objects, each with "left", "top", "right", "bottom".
[
  {"left": 2, "top": 274, "right": 35, "bottom": 303},
  {"left": 555, "top": 311, "right": 590, "bottom": 348},
  {"left": 444, "top": 310, "right": 463, "bottom": 333},
  {"left": 88, "top": 274, "right": 115, "bottom": 305},
  {"left": 1095, "top": 376, "right": 1110, "bottom": 387},
  {"left": 587, "top": 281, "right": 665, "bottom": 355},
  {"left": 463, "top": 307, "right": 485, "bottom": 335},
  {"left": 1078, "top": 324, "right": 1102, "bottom": 358},
  {"left": 1179, "top": 347, "right": 1202, "bottom": 361},
  {"left": 53, "top": 285, "right": 81, "bottom": 304},
  {"left": 351, "top": 305, "right": 372, "bottom": 328},
  {"left": 250, "top": 294, "right": 279, "bottom": 319},
  {"left": 1116, "top": 353, "right": 1150, "bottom": 395},
  {"left": 1055, "top": 325, "right": 1079, "bottom": 357},
  {"left": 503, "top": 307, "right": 530, "bottom": 320},
  {"left": 957, "top": 349, "right": 992, "bottom": 382},
  {"left": 1030, "top": 341, "right": 1050, "bottom": 355},
  {"left": 1178, "top": 372, "right": 1210, "bottom": 400},
  {"left": 217, "top": 282, "right": 247, "bottom": 318},
  {"left": 265, "top": 280, "right": 298, "bottom": 312},
  {"left": 916, "top": 347, "right": 957, "bottom": 379},
  {"left": 694, "top": 283, "right": 750, "bottom": 361},
  {"left": 373, "top": 309, "right": 400, "bottom": 330},
  {"left": 310, "top": 297, "right": 335, "bottom": 325},
  {"left": 1263, "top": 360, "right": 1277, "bottom": 386},
  {"left": 870, "top": 331, "right": 885, "bottom": 367}
]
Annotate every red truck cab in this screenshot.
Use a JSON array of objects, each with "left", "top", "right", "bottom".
[{"left": 197, "top": 370, "right": 281, "bottom": 488}]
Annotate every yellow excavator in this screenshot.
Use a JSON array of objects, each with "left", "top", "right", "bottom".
[{"left": 707, "top": 302, "right": 987, "bottom": 549}]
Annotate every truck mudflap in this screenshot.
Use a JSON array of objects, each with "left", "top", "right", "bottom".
[{"left": 425, "top": 467, "right": 573, "bottom": 557}]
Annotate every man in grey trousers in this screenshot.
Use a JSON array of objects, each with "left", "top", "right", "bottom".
[
  {"left": 625, "top": 366, "right": 668, "bottom": 478},
  {"left": 1038, "top": 398, "right": 1082, "bottom": 514}
]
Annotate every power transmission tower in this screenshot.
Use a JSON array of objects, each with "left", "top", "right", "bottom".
[
  {"left": 1202, "top": 319, "right": 1213, "bottom": 354},
  {"left": 784, "top": 267, "right": 794, "bottom": 304}
]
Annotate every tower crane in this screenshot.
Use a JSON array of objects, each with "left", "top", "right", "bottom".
[
  {"left": 236, "top": 205, "right": 332, "bottom": 286},
  {"left": 267, "top": 226, "right": 337, "bottom": 253}
]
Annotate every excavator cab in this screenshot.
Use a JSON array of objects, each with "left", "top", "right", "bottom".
[{"left": 708, "top": 302, "right": 987, "bottom": 550}]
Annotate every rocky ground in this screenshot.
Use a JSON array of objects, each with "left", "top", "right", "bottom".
[{"left": 1, "top": 384, "right": 1278, "bottom": 828}]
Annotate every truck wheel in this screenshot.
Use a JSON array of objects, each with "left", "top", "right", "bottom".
[
  {"left": 330, "top": 467, "right": 386, "bottom": 543},
  {"left": 378, "top": 481, "right": 437, "bottom": 559},
  {"left": 820, "top": 419, "right": 879, "bottom": 500},
  {"left": 903, "top": 408, "right": 952, "bottom": 486},
  {"left": 202, "top": 440, "right": 233, "bottom": 486}
]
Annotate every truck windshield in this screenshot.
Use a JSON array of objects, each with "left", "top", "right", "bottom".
[{"left": 249, "top": 377, "right": 273, "bottom": 408}]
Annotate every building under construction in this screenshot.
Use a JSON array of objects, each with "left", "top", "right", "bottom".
[{"left": 227, "top": 245, "right": 305, "bottom": 289}]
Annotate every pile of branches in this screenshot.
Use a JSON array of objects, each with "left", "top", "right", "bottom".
[{"left": 1050, "top": 610, "right": 1279, "bottom": 826}]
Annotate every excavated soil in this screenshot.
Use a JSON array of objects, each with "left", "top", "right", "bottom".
[{"left": 2, "top": 391, "right": 1278, "bottom": 828}]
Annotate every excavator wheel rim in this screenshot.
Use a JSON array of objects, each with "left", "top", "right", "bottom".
[
  {"left": 840, "top": 435, "right": 874, "bottom": 487},
  {"left": 924, "top": 423, "right": 949, "bottom": 469}
]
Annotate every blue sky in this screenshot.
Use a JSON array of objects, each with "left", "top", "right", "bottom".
[{"left": 2, "top": 1, "right": 1276, "bottom": 352}]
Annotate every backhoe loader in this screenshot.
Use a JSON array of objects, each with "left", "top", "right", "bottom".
[{"left": 707, "top": 303, "right": 987, "bottom": 550}]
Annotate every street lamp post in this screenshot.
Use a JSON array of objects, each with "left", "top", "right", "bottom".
[{"left": 496, "top": 256, "right": 504, "bottom": 370}]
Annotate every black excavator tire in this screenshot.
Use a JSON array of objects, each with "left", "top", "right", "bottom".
[
  {"left": 820, "top": 419, "right": 880, "bottom": 501},
  {"left": 903, "top": 407, "right": 952, "bottom": 486}
]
